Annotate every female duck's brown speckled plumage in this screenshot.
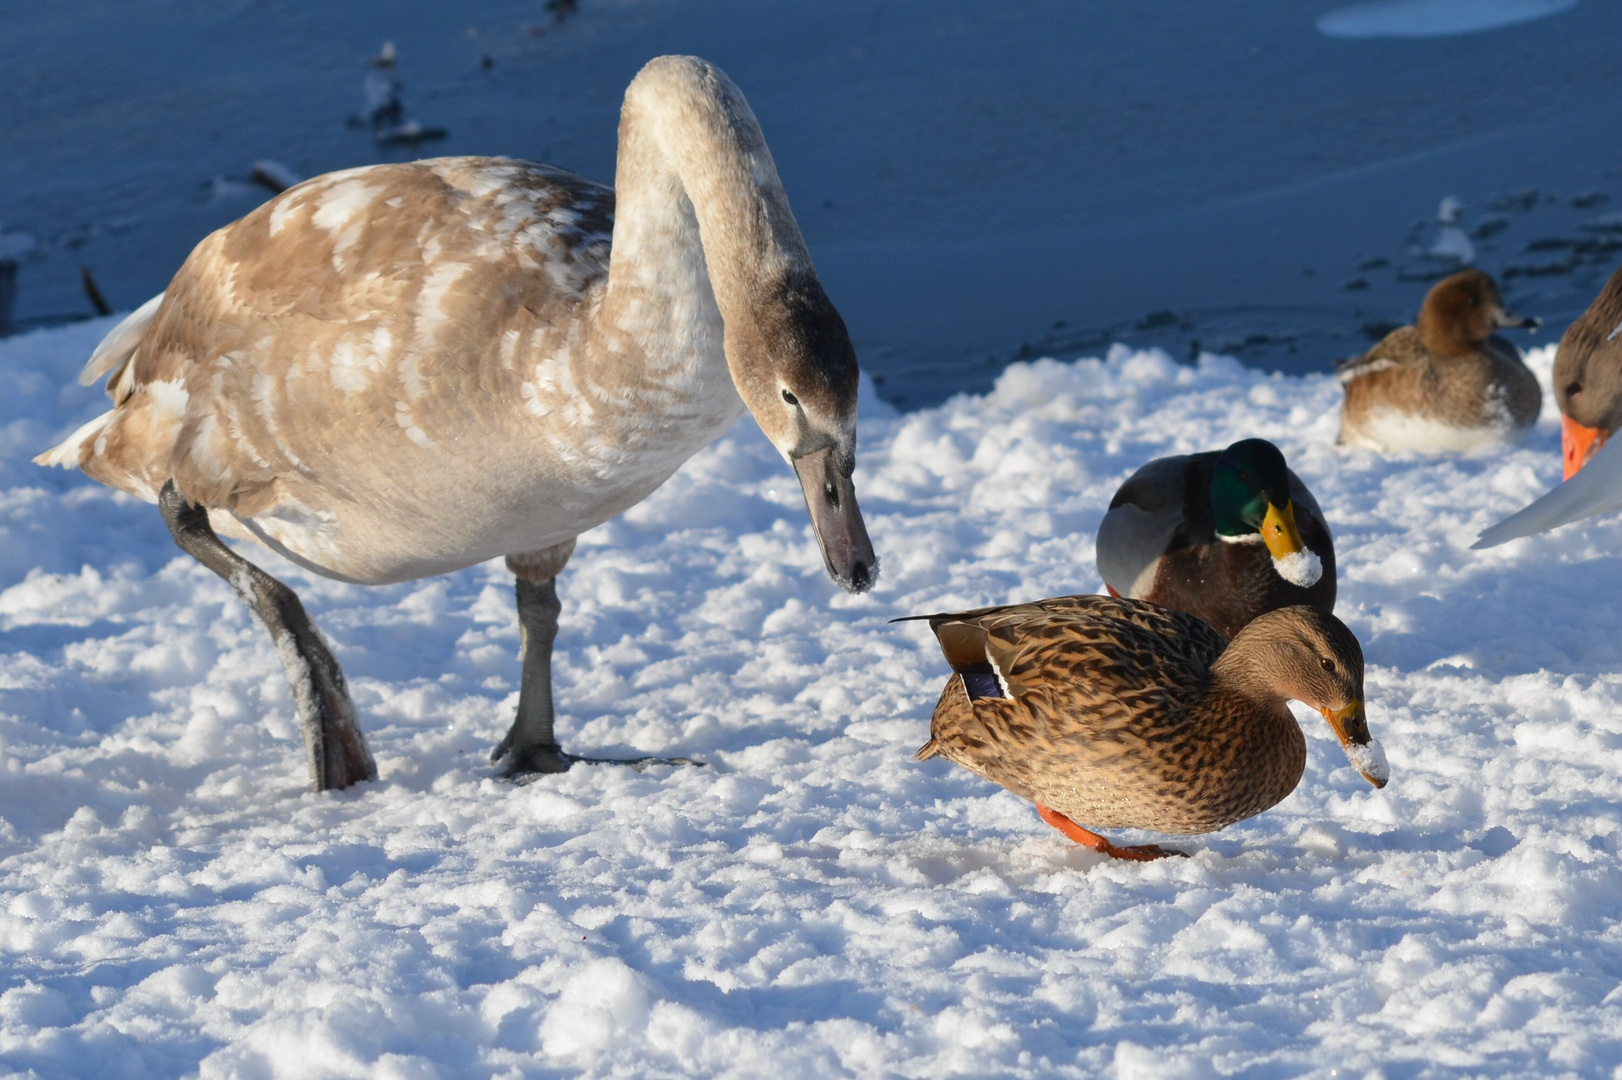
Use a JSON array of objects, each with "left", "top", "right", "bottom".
[
  {"left": 1338, "top": 269, "right": 1540, "bottom": 454},
  {"left": 909, "top": 595, "right": 1385, "bottom": 860}
]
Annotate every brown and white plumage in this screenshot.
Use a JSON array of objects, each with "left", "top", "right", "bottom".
[
  {"left": 1337, "top": 269, "right": 1540, "bottom": 454},
  {"left": 909, "top": 596, "right": 1386, "bottom": 858},
  {"left": 43, "top": 160, "right": 641, "bottom": 583},
  {"left": 37, "top": 56, "right": 877, "bottom": 788}
]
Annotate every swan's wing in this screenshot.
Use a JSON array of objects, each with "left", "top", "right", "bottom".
[
  {"left": 38, "top": 157, "right": 615, "bottom": 511},
  {"left": 1472, "top": 436, "right": 1622, "bottom": 548}
]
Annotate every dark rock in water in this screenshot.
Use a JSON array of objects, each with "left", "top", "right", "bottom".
[
  {"left": 250, "top": 160, "right": 302, "bottom": 194},
  {"left": 0, "top": 260, "right": 15, "bottom": 331}
]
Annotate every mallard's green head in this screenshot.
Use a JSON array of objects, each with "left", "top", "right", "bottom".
[
  {"left": 1211, "top": 439, "right": 1291, "bottom": 535},
  {"left": 1210, "top": 439, "right": 1323, "bottom": 588}
]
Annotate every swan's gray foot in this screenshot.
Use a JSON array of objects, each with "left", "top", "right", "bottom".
[
  {"left": 492, "top": 741, "right": 704, "bottom": 782},
  {"left": 490, "top": 731, "right": 574, "bottom": 776},
  {"left": 159, "top": 480, "right": 377, "bottom": 792},
  {"left": 492, "top": 571, "right": 702, "bottom": 779}
]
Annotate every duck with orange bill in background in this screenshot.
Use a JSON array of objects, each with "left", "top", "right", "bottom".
[
  {"left": 902, "top": 595, "right": 1386, "bottom": 862},
  {"left": 1095, "top": 438, "right": 1334, "bottom": 639},
  {"left": 1337, "top": 269, "right": 1541, "bottom": 454},
  {"left": 1475, "top": 265, "right": 1622, "bottom": 548}
]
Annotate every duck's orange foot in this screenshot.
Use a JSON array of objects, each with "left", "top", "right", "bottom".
[{"left": 1036, "top": 804, "right": 1189, "bottom": 861}]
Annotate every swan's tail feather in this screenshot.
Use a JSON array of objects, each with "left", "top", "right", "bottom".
[
  {"left": 78, "top": 292, "right": 165, "bottom": 392},
  {"left": 34, "top": 411, "right": 114, "bottom": 470}
]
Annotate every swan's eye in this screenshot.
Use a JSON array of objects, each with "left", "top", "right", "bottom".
[
  {"left": 782, "top": 389, "right": 799, "bottom": 406},
  {"left": 1320, "top": 658, "right": 1336, "bottom": 673}
]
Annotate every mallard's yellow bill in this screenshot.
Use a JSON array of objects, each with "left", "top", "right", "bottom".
[{"left": 1261, "top": 501, "right": 1305, "bottom": 561}]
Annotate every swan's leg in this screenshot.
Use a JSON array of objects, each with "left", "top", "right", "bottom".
[
  {"left": 491, "top": 574, "right": 573, "bottom": 775},
  {"left": 1035, "top": 804, "right": 1188, "bottom": 861},
  {"left": 158, "top": 480, "right": 377, "bottom": 792},
  {"left": 491, "top": 541, "right": 577, "bottom": 775},
  {"left": 492, "top": 541, "right": 700, "bottom": 777}
]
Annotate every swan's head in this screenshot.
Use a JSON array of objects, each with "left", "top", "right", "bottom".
[{"left": 728, "top": 270, "right": 877, "bottom": 594}]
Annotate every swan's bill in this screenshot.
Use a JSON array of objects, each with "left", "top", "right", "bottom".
[{"left": 792, "top": 446, "right": 877, "bottom": 593}]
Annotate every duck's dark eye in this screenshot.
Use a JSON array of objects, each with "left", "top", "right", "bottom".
[
  {"left": 1565, "top": 382, "right": 1583, "bottom": 398},
  {"left": 782, "top": 389, "right": 799, "bottom": 406},
  {"left": 1320, "top": 658, "right": 1336, "bottom": 673},
  {"left": 1467, "top": 296, "right": 1480, "bottom": 308}
]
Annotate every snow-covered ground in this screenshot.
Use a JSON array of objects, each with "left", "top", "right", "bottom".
[{"left": 4, "top": 318, "right": 1621, "bottom": 1077}]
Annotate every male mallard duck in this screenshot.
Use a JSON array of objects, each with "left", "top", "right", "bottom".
[
  {"left": 1095, "top": 438, "right": 1333, "bottom": 639},
  {"left": 1338, "top": 269, "right": 1540, "bottom": 453},
  {"left": 1475, "top": 264, "right": 1622, "bottom": 547},
  {"left": 908, "top": 595, "right": 1386, "bottom": 861}
]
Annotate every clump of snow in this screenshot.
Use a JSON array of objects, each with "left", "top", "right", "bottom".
[
  {"left": 1343, "top": 735, "right": 1391, "bottom": 786},
  {"left": 1271, "top": 547, "right": 1323, "bottom": 587},
  {"left": 1317, "top": 0, "right": 1579, "bottom": 39},
  {"left": 4, "top": 321, "right": 1622, "bottom": 1074}
]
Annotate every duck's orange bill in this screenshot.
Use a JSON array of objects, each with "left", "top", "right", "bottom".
[{"left": 1561, "top": 415, "right": 1608, "bottom": 480}]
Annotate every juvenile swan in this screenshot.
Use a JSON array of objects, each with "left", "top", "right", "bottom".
[{"left": 37, "top": 56, "right": 877, "bottom": 790}]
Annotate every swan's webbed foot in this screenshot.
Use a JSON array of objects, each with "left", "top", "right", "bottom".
[
  {"left": 159, "top": 480, "right": 377, "bottom": 793},
  {"left": 492, "top": 739, "right": 702, "bottom": 782},
  {"left": 490, "top": 732, "right": 574, "bottom": 776}
]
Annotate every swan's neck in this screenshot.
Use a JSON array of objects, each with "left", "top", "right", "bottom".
[{"left": 602, "top": 58, "right": 813, "bottom": 388}]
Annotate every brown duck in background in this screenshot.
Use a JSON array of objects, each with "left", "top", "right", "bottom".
[
  {"left": 1338, "top": 269, "right": 1541, "bottom": 454},
  {"left": 1095, "top": 438, "right": 1334, "bottom": 639},
  {"left": 906, "top": 595, "right": 1387, "bottom": 861}
]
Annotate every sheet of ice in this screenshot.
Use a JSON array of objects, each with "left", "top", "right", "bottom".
[
  {"left": 4, "top": 320, "right": 1622, "bottom": 1076},
  {"left": 1318, "top": 0, "right": 1580, "bottom": 39}
]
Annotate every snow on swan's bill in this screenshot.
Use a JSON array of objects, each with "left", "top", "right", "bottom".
[
  {"left": 1317, "top": 0, "right": 1578, "bottom": 39},
  {"left": 1272, "top": 548, "right": 1323, "bottom": 588},
  {"left": 1343, "top": 737, "right": 1390, "bottom": 786}
]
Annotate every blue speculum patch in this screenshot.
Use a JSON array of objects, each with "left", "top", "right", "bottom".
[{"left": 961, "top": 671, "right": 1004, "bottom": 701}]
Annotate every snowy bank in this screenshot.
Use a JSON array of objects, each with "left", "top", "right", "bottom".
[{"left": 2, "top": 319, "right": 1620, "bottom": 1076}]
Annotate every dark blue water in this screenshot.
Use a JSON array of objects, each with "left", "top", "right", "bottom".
[{"left": 3, "top": 0, "right": 1619, "bottom": 407}]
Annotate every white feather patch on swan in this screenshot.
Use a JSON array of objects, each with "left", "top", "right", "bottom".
[
  {"left": 1272, "top": 548, "right": 1323, "bottom": 588},
  {"left": 1343, "top": 737, "right": 1389, "bottom": 785}
]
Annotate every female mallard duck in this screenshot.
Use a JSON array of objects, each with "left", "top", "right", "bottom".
[
  {"left": 908, "top": 595, "right": 1386, "bottom": 861},
  {"left": 1475, "top": 264, "right": 1622, "bottom": 547},
  {"left": 1337, "top": 269, "right": 1541, "bottom": 453},
  {"left": 1095, "top": 438, "right": 1334, "bottom": 639}
]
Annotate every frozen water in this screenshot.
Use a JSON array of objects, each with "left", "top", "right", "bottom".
[
  {"left": 3, "top": 319, "right": 1621, "bottom": 1075},
  {"left": 1318, "top": 0, "right": 1581, "bottom": 39}
]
